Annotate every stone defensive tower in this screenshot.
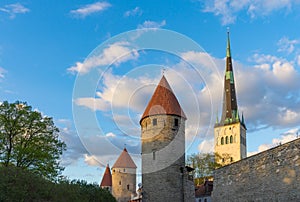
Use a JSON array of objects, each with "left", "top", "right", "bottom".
[
  {"left": 111, "top": 148, "right": 137, "bottom": 202},
  {"left": 140, "top": 76, "right": 194, "bottom": 202},
  {"left": 214, "top": 31, "right": 247, "bottom": 165},
  {"left": 100, "top": 164, "right": 112, "bottom": 193}
]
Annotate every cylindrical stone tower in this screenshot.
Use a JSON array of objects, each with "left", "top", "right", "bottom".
[
  {"left": 140, "top": 75, "right": 188, "bottom": 202},
  {"left": 112, "top": 148, "right": 137, "bottom": 202}
]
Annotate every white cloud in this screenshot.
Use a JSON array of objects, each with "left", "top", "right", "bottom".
[
  {"left": 137, "top": 20, "right": 166, "bottom": 29},
  {"left": 0, "top": 3, "right": 29, "bottom": 19},
  {"left": 71, "top": 42, "right": 300, "bottom": 160},
  {"left": 297, "top": 55, "right": 300, "bottom": 66},
  {"left": 201, "top": 0, "right": 299, "bottom": 25},
  {"left": 124, "top": 7, "right": 142, "bottom": 17},
  {"left": 248, "top": 128, "right": 299, "bottom": 156},
  {"left": 84, "top": 154, "right": 101, "bottom": 166},
  {"left": 0, "top": 67, "right": 7, "bottom": 79},
  {"left": 57, "top": 119, "right": 87, "bottom": 166},
  {"left": 74, "top": 97, "right": 110, "bottom": 111},
  {"left": 70, "top": 2, "right": 111, "bottom": 18},
  {"left": 277, "top": 37, "right": 299, "bottom": 54},
  {"left": 68, "top": 41, "right": 139, "bottom": 74},
  {"left": 198, "top": 139, "right": 214, "bottom": 153},
  {"left": 105, "top": 132, "right": 116, "bottom": 137}
]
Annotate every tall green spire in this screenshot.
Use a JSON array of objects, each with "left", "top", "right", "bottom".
[
  {"left": 226, "top": 29, "right": 231, "bottom": 57},
  {"left": 219, "top": 30, "right": 238, "bottom": 125}
]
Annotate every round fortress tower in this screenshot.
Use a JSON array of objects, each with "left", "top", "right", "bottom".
[
  {"left": 140, "top": 75, "right": 188, "bottom": 202},
  {"left": 111, "top": 148, "right": 137, "bottom": 202}
]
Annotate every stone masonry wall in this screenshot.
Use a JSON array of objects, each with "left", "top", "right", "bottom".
[{"left": 212, "top": 138, "right": 300, "bottom": 202}]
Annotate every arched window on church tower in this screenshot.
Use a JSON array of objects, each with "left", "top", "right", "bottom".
[
  {"left": 230, "top": 135, "right": 233, "bottom": 143},
  {"left": 221, "top": 137, "right": 224, "bottom": 145},
  {"left": 225, "top": 136, "right": 229, "bottom": 144}
]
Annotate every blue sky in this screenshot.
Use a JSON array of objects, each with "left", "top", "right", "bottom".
[{"left": 1, "top": 1, "right": 300, "bottom": 184}]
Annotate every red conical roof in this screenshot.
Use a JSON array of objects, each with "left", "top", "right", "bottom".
[
  {"left": 100, "top": 164, "right": 112, "bottom": 187},
  {"left": 140, "top": 75, "right": 186, "bottom": 122},
  {"left": 112, "top": 148, "right": 137, "bottom": 169}
]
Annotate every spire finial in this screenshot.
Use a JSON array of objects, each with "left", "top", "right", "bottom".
[
  {"left": 162, "top": 67, "right": 166, "bottom": 76},
  {"left": 226, "top": 28, "right": 231, "bottom": 57}
]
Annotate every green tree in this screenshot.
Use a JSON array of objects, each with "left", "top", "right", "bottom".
[
  {"left": 0, "top": 101, "right": 66, "bottom": 180},
  {"left": 0, "top": 166, "right": 117, "bottom": 202},
  {"left": 187, "top": 152, "right": 221, "bottom": 184}
]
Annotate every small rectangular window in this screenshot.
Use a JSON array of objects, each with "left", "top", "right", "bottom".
[
  {"left": 153, "top": 151, "right": 155, "bottom": 160},
  {"left": 174, "top": 118, "right": 178, "bottom": 127},
  {"left": 153, "top": 118, "right": 157, "bottom": 126}
]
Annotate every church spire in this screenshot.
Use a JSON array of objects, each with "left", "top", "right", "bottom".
[
  {"left": 220, "top": 31, "right": 239, "bottom": 125},
  {"left": 226, "top": 29, "right": 231, "bottom": 58}
]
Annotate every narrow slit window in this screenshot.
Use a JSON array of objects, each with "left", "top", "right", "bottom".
[
  {"left": 153, "top": 118, "right": 157, "bottom": 126},
  {"left": 174, "top": 118, "right": 179, "bottom": 127},
  {"left": 153, "top": 151, "right": 155, "bottom": 160}
]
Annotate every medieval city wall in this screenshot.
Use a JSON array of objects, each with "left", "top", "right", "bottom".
[{"left": 212, "top": 138, "right": 300, "bottom": 202}]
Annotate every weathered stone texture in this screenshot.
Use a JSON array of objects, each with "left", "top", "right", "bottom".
[
  {"left": 212, "top": 138, "right": 300, "bottom": 202},
  {"left": 141, "top": 115, "right": 195, "bottom": 202},
  {"left": 112, "top": 168, "right": 136, "bottom": 202}
]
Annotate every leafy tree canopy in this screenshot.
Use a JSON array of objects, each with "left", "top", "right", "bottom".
[
  {"left": 0, "top": 101, "right": 66, "bottom": 180},
  {"left": 187, "top": 152, "right": 222, "bottom": 185},
  {"left": 0, "top": 166, "right": 116, "bottom": 202}
]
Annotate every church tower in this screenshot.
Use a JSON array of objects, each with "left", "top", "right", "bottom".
[
  {"left": 140, "top": 76, "right": 194, "bottom": 202},
  {"left": 111, "top": 148, "right": 137, "bottom": 202},
  {"left": 214, "top": 31, "right": 247, "bottom": 165},
  {"left": 100, "top": 164, "right": 112, "bottom": 193}
]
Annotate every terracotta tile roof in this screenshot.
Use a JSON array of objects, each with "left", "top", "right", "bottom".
[
  {"left": 195, "top": 180, "right": 213, "bottom": 197},
  {"left": 140, "top": 75, "right": 186, "bottom": 122},
  {"left": 112, "top": 148, "right": 137, "bottom": 169},
  {"left": 100, "top": 164, "right": 112, "bottom": 187}
]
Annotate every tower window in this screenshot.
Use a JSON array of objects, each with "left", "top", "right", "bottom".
[
  {"left": 153, "top": 118, "right": 157, "bottom": 126},
  {"left": 127, "top": 184, "right": 130, "bottom": 190},
  {"left": 230, "top": 135, "right": 233, "bottom": 143},
  {"left": 153, "top": 151, "right": 155, "bottom": 160},
  {"left": 225, "top": 136, "right": 228, "bottom": 144},
  {"left": 119, "top": 181, "right": 121, "bottom": 185},
  {"left": 221, "top": 137, "right": 224, "bottom": 145},
  {"left": 230, "top": 157, "right": 233, "bottom": 162},
  {"left": 174, "top": 118, "right": 179, "bottom": 127}
]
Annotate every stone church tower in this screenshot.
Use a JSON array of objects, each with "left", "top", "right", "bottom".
[
  {"left": 140, "top": 75, "right": 194, "bottom": 202},
  {"left": 214, "top": 32, "right": 247, "bottom": 165},
  {"left": 111, "top": 148, "right": 137, "bottom": 202}
]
